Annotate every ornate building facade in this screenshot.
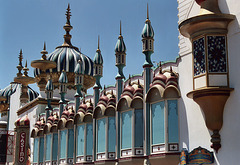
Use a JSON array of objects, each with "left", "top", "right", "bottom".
[{"left": 0, "top": 0, "right": 240, "bottom": 164}]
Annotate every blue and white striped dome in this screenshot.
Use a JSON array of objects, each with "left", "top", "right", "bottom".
[
  {"left": 142, "top": 21, "right": 154, "bottom": 38},
  {"left": 0, "top": 83, "right": 39, "bottom": 104},
  {"left": 115, "top": 36, "right": 126, "bottom": 53},
  {"left": 34, "top": 47, "right": 94, "bottom": 77}
]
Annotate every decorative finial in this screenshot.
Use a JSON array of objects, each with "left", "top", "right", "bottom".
[
  {"left": 138, "top": 79, "right": 142, "bottom": 88},
  {"left": 23, "top": 60, "right": 29, "bottom": 77},
  {"left": 17, "top": 49, "right": 23, "bottom": 77},
  {"left": 66, "top": 3, "right": 71, "bottom": 26},
  {"left": 128, "top": 74, "right": 131, "bottom": 86},
  {"left": 63, "top": 4, "right": 73, "bottom": 47},
  {"left": 170, "top": 66, "right": 175, "bottom": 76},
  {"left": 103, "top": 85, "right": 106, "bottom": 96},
  {"left": 41, "top": 42, "right": 48, "bottom": 60},
  {"left": 159, "top": 61, "right": 162, "bottom": 74}
]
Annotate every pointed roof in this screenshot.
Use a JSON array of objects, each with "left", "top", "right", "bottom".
[
  {"left": 115, "top": 21, "right": 126, "bottom": 53},
  {"left": 94, "top": 36, "right": 103, "bottom": 65},
  {"left": 142, "top": 4, "right": 154, "bottom": 38},
  {"left": 59, "top": 70, "right": 68, "bottom": 83}
]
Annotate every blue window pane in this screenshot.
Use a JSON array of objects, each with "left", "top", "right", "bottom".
[
  {"left": 68, "top": 129, "right": 74, "bottom": 158},
  {"left": 108, "top": 117, "right": 116, "bottom": 152},
  {"left": 86, "top": 124, "right": 93, "bottom": 155},
  {"left": 97, "top": 118, "right": 106, "bottom": 153},
  {"left": 33, "top": 138, "right": 39, "bottom": 163},
  {"left": 151, "top": 101, "right": 165, "bottom": 145},
  {"left": 45, "top": 134, "right": 52, "bottom": 161},
  {"left": 39, "top": 137, "right": 44, "bottom": 163},
  {"left": 168, "top": 100, "right": 179, "bottom": 143},
  {"left": 60, "top": 130, "right": 67, "bottom": 159},
  {"left": 135, "top": 109, "right": 143, "bottom": 147},
  {"left": 121, "top": 110, "right": 132, "bottom": 149},
  {"left": 52, "top": 133, "right": 58, "bottom": 161},
  {"left": 77, "top": 125, "right": 84, "bottom": 156}
]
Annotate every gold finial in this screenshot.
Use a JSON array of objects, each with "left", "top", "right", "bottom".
[
  {"left": 17, "top": 49, "right": 23, "bottom": 77},
  {"left": 41, "top": 42, "right": 48, "bottom": 60},
  {"left": 63, "top": 4, "right": 73, "bottom": 46},
  {"left": 23, "top": 60, "right": 29, "bottom": 77},
  {"left": 146, "top": 3, "right": 150, "bottom": 22}
]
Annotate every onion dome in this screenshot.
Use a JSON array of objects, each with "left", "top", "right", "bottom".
[
  {"left": 15, "top": 115, "right": 30, "bottom": 126},
  {"left": 59, "top": 70, "right": 68, "bottom": 84},
  {"left": 141, "top": 4, "right": 154, "bottom": 38},
  {"left": 107, "top": 90, "right": 116, "bottom": 107},
  {"left": 121, "top": 76, "right": 135, "bottom": 98},
  {"left": 152, "top": 64, "right": 167, "bottom": 87},
  {"left": 94, "top": 36, "right": 103, "bottom": 65},
  {"left": 166, "top": 67, "right": 178, "bottom": 87},
  {"left": 74, "top": 59, "right": 84, "bottom": 75},
  {"left": 115, "top": 21, "right": 126, "bottom": 53},
  {"left": 68, "top": 107, "right": 75, "bottom": 120},
  {"left": 133, "top": 80, "right": 143, "bottom": 98},
  {"left": 0, "top": 83, "right": 38, "bottom": 104},
  {"left": 61, "top": 109, "right": 70, "bottom": 120},
  {"left": 34, "top": 4, "right": 95, "bottom": 90},
  {"left": 53, "top": 111, "right": 59, "bottom": 125},
  {"left": 86, "top": 99, "right": 93, "bottom": 113},
  {"left": 98, "top": 86, "right": 109, "bottom": 105},
  {"left": 78, "top": 97, "right": 87, "bottom": 112},
  {"left": 47, "top": 114, "right": 54, "bottom": 125},
  {"left": 45, "top": 78, "right": 54, "bottom": 91}
]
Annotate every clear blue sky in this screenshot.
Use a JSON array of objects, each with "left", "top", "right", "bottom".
[{"left": 0, "top": 0, "right": 179, "bottom": 95}]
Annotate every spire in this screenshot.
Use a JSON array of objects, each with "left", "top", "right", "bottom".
[
  {"left": 23, "top": 60, "right": 29, "bottom": 77},
  {"left": 128, "top": 74, "right": 132, "bottom": 86},
  {"left": 41, "top": 42, "right": 48, "bottom": 60},
  {"left": 120, "top": 20, "right": 122, "bottom": 37},
  {"left": 98, "top": 35, "right": 100, "bottom": 50},
  {"left": 147, "top": 3, "right": 149, "bottom": 20},
  {"left": 159, "top": 61, "right": 163, "bottom": 74},
  {"left": 17, "top": 49, "right": 23, "bottom": 77},
  {"left": 63, "top": 3, "right": 73, "bottom": 47}
]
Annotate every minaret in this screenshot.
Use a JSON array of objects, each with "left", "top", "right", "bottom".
[
  {"left": 93, "top": 35, "right": 103, "bottom": 106},
  {"left": 92, "top": 36, "right": 103, "bottom": 161},
  {"left": 142, "top": 4, "right": 154, "bottom": 163},
  {"left": 58, "top": 70, "right": 68, "bottom": 115},
  {"left": 74, "top": 60, "right": 84, "bottom": 112},
  {"left": 115, "top": 21, "right": 126, "bottom": 163},
  {"left": 45, "top": 77, "right": 53, "bottom": 119}
]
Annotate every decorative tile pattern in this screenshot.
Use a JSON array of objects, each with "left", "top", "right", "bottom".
[
  {"left": 169, "top": 143, "right": 179, "bottom": 151},
  {"left": 193, "top": 37, "right": 206, "bottom": 76},
  {"left": 207, "top": 36, "right": 227, "bottom": 73}
]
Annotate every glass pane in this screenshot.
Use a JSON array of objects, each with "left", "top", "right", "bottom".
[
  {"left": 77, "top": 125, "right": 84, "bottom": 156},
  {"left": 97, "top": 118, "right": 106, "bottom": 153},
  {"left": 60, "top": 130, "right": 67, "bottom": 159},
  {"left": 86, "top": 123, "right": 93, "bottom": 155},
  {"left": 151, "top": 101, "right": 165, "bottom": 145},
  {"left": 168, "top": 100, "right": 179, "bottom": 143},
  {"left": 52, "top": 133, "right": 58, "bottom": 161},
  {"left": 135, "top": 109, "right": 143, "bottom": 147},
  {"left": 39, "top": 137, "right": 44, "bottom": 163},
  {"left": 68, "top": 129, "right": 74, "bottom": 158},
  {"left": 121, "top": 110, "right": 132, "bottom": 149},
  {"left": 45, "top": 134, "right": 52, "bottom": 161},
  {"left": 33, "top": 138, "right": 39, "bottom": 163},
  {"left": 108, "top": 117, "right": 116, "bottom": 152}
]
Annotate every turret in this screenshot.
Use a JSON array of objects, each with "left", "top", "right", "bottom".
[
  {"left": 45, "top": 77, "right": 53, "bottom": 119},
  {"left": 59, "top": 70, "right": 68, "bottom": 115}
]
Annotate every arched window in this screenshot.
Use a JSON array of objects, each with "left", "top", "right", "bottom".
[
  {"left": 33, "top": 138, "right": 39, "bottom": 164},
  {"left": 39, "top": 137, "right": 44, "bottom": 164},
  {"left": 45, "top": 134, "right": 52, "bottom": 162},
  {"left": 59, "top": 129, "right": 67, "bottom": 163},
  {"left": 146, "top": 84, "right": 180, "bottom": 153}
]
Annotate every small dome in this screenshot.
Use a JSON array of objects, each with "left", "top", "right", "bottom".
[
  {"left": 153, "top": 72, "right": 167, "bottom": 84},
  {"left": 45, "top": 79, "right": 53, "bottom": 91},
  {"left": 115, "top": 36, "right": 126, "bottom": 53},
  {"left": 59, "top": 70, "right": 68, "bottom": 83},
  {"left": 15, "top": 115, "right": 30, "bottom": 126},
  {"left": 142, "top": 21, "right": 154, "bottom": 38},
  {"left": 94, "top": 50, "right": 103, "bottom": 65},
  {"left": 74, "top": 60, "right": 84, "bottom": 75}
]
